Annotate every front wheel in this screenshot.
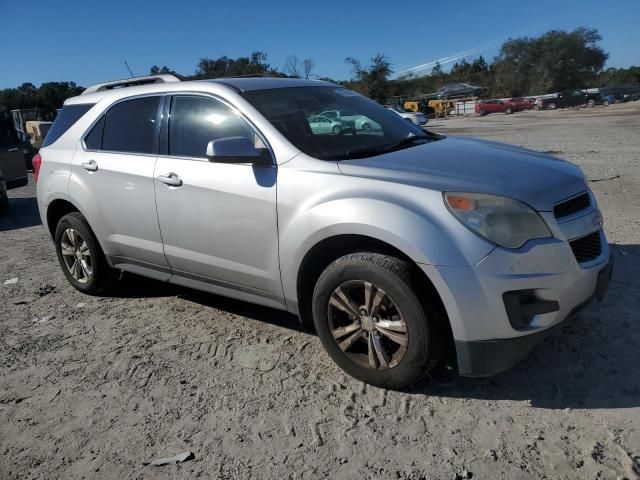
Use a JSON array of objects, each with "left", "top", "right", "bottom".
[
  {"left": 332, "top": 125, "right": 341, "bottom": 135},
  {"left": 548, "top": 102, "right": 557, "bottom": 110},
  {"left": 54, "top": 212, "right": 116, "bottom": 294},
  {"left": 312, "top": 252, "right": 443, "bottom": 389},
  {"left": 587, "top": 99, "right": 596, "bottom": 107},
  {"left": 505, "top": 106, "right": 513, "bottom": 114}
]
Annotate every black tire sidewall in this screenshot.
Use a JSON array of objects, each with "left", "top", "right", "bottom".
[
  {"left": 312, "top": 256, "right": 432, "bottom": 389},
  {"left": 54, "top": 213, "right": 108, "bottom": 294}
]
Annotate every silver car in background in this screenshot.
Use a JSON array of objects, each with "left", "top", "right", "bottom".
[{"left": 35, "top": 75, "right": 612, "bottom": 389}]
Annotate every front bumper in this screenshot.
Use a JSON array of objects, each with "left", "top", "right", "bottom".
[
  {"left": 456, "top": 258, "right": 611, "bottom": 376},
  {"left": 420, "top": 229, "right": 611, "bottom": 377}
]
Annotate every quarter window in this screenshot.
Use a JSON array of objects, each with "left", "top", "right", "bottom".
[
  {"left": 102, "top": 96, "right": 160, "bottom": 154},
  {"left": 84, "top": 116, "right": 105, "bottom": 150},
  {"left": 168, "top": 95, "right": 255, "bottom": 158}
]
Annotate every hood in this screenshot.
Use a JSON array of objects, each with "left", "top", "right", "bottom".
[{"left": 337, "top": 136, "right": 587, "bottom": 211}]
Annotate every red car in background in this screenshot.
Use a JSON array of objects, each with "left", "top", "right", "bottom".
[
  {"left": 508, "top": 97, "right": 535, "bottom": 110},
  {"left": 475, "top": 99, "right": 518, "bottom": 116}
]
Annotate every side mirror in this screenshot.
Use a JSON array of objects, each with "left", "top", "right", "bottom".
[{"left": 206, "top": 137, "right": 270, "bottom": 165}]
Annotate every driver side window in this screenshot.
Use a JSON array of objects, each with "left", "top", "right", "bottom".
[{"left": 168, "top": 95, "right": 255, "bottom": 158}]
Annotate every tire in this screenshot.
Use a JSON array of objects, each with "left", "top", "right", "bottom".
[
  {"left": 312, "top": 252, "right": 443, "bottom": 389},
  {"left": 534, "top": 104, "right": 541, "bottom": 110},
  {"left": 478, "top": 109, "right": 486, "bottom": 116},
  {"left": 587, "top": 99, "right": 596, "bottom": 108},
  {"left": 332, "top": 125, "right": 341, "bottom": 135},
  {"left": 548, "top": 102, "right": 557, "bottom": 110},
  {"left": 505, "top": 106, "right": 513, "bottom": 114},
  {"left": 54, "top": 212, "right": 116, "bottom": 294},
  {"left": 603, "top": 100, "right": 610, "bottom": 107}
]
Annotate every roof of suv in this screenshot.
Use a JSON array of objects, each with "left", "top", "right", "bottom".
[
  {"left": 65, "top": 76, "right": 336, "bottom": 106},
  {"left": 209, "top": 77, "right": 334, "bottom": 91}
]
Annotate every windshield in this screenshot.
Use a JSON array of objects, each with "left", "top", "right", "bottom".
[{"left": 243, "top": 86, "right": 438, "bottom": 160}]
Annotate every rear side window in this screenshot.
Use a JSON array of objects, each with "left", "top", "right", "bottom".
[
  {"left": 102, "top": 96, "right": 160, "bottom": 154},
  {"left": 168, "top": 95, "right": 255, "bottom": 158},
  {"left": 84, "top": 116, "right": 105, "bottom": 150},
  {"left": 42, "top": 104, "right": 94, "bottom": 147}
]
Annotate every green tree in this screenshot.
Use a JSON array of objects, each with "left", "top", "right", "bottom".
[
  {"left": 344, "top": 54, "right": 392, "bottom": 101},
  {"left": 492, "top": 27, "right": 608, "bottom": 96},
  {"left": 149, "top": 65, "right": 176, "bottom": 75},
  {"left": 193, "top": 51, "right": 280, "bottom": 79}
]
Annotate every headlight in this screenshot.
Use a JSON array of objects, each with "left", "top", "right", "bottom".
[{"left": 444, "top": 192, "right": 551, "bottom": 248}]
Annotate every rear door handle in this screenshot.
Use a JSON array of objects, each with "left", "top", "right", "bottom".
[
  {"left": 81, "top": 160, "right": 98, "bottom": 172},
  {"left": 7, "top": 147, "right": 18, "bottom": 152},
  {"left": 158, "top": 172, "right": 183, "bottom": 187}
]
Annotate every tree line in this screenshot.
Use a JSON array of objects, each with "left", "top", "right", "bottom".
[{"left": 1, "top": 27, "right": 639, "bottom": 119}]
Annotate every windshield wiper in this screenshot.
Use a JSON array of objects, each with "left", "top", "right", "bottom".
[
  {"left": 330, "top": 134, "right": 436, "bottom": 161},
  {"left": 382, "top": 134, "right": 432, "bottom": 153}
]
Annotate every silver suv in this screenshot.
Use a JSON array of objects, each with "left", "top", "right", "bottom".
[{"left": 35, "top": 75, "right": 612, "bottom": 389}]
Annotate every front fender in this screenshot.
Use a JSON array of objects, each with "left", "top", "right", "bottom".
[{"left": 278, "top": 194, "right": 494, "bottom": 308}]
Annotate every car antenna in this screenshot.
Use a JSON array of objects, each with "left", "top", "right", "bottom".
[{"left": 124, "top": 60, "right": 134, "bottom": 78}]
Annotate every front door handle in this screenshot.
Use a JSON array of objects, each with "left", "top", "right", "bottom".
[
  {"left": 81, "top": 160, "right": 98, "bottom": 172},
  {"left": 158, "top": 172, "right": 183, "bottom": 187}
]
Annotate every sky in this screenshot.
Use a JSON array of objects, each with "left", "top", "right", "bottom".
[{"left": 0, "top": 0, "right": 639, "bottom": 89}]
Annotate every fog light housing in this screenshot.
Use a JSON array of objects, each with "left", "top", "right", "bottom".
[{"left": 503, "top": 290, "right": 559, "bottom": 330}]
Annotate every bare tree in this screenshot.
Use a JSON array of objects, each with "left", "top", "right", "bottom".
[
  {"left": 302, "top": 58, "right": 315, "bottom": 79},
  {"left": 284, "top": 55, "right": 301, "bottom": 78}
]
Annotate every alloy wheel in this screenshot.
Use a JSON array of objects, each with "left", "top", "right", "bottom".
[
  {"left": 327, "top": 280, "right": 408, "bottom": 370},
  {"left": 60, "top": 228, "right": 93, "bottom": 284}
]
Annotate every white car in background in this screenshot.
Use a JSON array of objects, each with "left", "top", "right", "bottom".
[{"left": 386, "top": 106, "right": 428, "bottom": 126}]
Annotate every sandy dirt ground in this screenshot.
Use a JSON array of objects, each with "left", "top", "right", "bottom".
[{"left": 1, "top": 102, "right": 639, "bottom": 480}]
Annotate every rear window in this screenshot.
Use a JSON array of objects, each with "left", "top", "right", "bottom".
[
  {"left": 42, "top": 104, "right": 94, "bottom": 147},
  {"left": 101, "top": 96, "right": 160, "bottom": 154}
]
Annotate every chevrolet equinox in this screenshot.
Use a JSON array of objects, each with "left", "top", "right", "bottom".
[{"left": 34, "top": 75, "right": 612, "bottom": 388}]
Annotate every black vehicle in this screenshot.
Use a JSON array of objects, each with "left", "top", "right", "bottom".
[
  {"left": 436, "top": 82, "right": 484, "bottom": 99},
  {"left": 0, "top": 116, "right": 29, "bottom": 192},
  {"left": 0, "top": 168, "right": 9, "bottom": 214},
  {"left": 535, "top": 90, "right": 602, "bottom": 110}
]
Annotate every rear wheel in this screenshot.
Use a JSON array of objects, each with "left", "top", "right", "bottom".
[
  {"left": 548, "top": 102, "right": 557, "bottom": 110},
  {"left": 587, "top": 98, "right": 596, "bottom": 108},
  {"left": 312, "top": 252, "right": 443, "bottom": 389},
  {"left": 332, "top": 125, "right": 341, "bottom": 135},
  {"left": 505, "top": 106, "right": 513, "bottom": 114},
  {"left": 54, "top": 212, "right": 116, "bottom": 294}
]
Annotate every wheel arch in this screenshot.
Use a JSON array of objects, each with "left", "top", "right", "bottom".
[
  {"left": 294, "top": 234, "right": 447, "bottom": 323},
  {"left": 46, "top": 198, "right": 81, "bottom": 237},
  {"left": 45, "top": 198, "right": 110, "bottom": 263}
]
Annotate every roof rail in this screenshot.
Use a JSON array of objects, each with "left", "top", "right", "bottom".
[{"left": 81, "top": 74, "right": 181, "bottom": 95}]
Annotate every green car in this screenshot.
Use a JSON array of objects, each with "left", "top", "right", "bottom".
[
  {"left": 319, "top": 110, "right": 380, "bottom": 132},
  {"left": 308, "top": 115, "right": 344, "bottom": 135}
]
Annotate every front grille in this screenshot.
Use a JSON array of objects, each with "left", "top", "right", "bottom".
[
  {"left": 570, "top": 231, "right": 602, "bottom": 263},
  {"left": 554, "top": 192, "right": 590, "bottom": 219}
]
